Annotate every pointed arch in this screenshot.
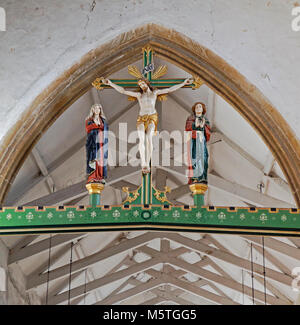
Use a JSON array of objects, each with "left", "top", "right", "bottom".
[{"left": 0, "top": 24, "right": 299, "bottom": 206}]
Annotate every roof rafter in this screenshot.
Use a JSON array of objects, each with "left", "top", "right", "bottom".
[
  {"left": 27, "top": 232, "right": 159, "bottom": 289},
  {"left": 164, "top": 233, "right": 293, "bottom": 287},
  {"left": 160, "top": 166, "right": 293, "bottom": 207},
  {"left": 243, "top": 236, "right": 300, "bottom": 261},
  {"left": 8, "top": 233, "right": 85, "bottom": 265}
]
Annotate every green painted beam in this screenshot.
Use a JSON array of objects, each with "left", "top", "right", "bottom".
[
  {"left": 97, "top": 79, "right": 196, "bottom": 89},
  {"left": 0, "top": 205, "right": 299, "bottom": 237}
]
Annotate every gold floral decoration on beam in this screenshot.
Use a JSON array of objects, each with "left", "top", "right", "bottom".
[
  {"left": 154, "top": 186, "right": 171, "bottom": 203},
  {"left": 122, "top": 187, "right": 140, "bottom": 203}
]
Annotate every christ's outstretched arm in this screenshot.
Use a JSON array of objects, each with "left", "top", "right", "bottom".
[
  {"left": 155, "top": 77, "right": 193, "bottom": 95},
  {"left": 102, "top": 79, "right": 139, "bottom": 98}
]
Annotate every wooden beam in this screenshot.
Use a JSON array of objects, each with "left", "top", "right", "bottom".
[
  {"left": 136, "top": 244, "right": 189, "bottom": 260},
  {"left": 23, "top": 181, "right": 86, "bottom": 206},
  {"left": 207, "top": 88, "right": 216, "bottom": 127},
  {"left": 64, "top": 194, "right": 87, "bottom": 206},
  {"left": 94, "top": 278, "right": 163, "bottom": 305},
  {"left": 155, "top": 169, "right": 167, "bottom": 191},
  {"left": 169, "top": 257, "right": 286, "bottom": 305},
  {"left": 142, "top": 247, "right": 255, "bottom": 304},
  {"left": 139, "top": 262, "right": 234, "bottom": 305},
  {"left": 156, "top": 100, "right": 162, "bottom": 131},
  {"left": 43, "top": 270, "right": 85, "bottom": 304},
  {"left": 161, "top": 166, "right": 293, "bottom": 207},
  {"left": 167, "top": 184, "right": 190, "bottom": 200},
  {"left": 48, "top": 256, "right": 164, "bottom": 305},
  {"left": 164, "top": 233, "right": 292, "bottom": 286},
  {"left": 165, "top": 293, "right": 196, "bottom": 305},
  {"left": 212, "top": 131, "right": 289, "bottom": 195},
  {"left": 109, "top": 101, "right": 137, "bottom": 125},
  {"left": 153, "top": 287, "right": 196, "bottom": 305},
  {"left": 209, "top": 172, "right": 293, "bottom": 207},
  {"left": 288, "top": 237, "right": 300, "bottom": 248},
  {"left": 248, "top": 272, "right": 293, "bottom": 305},
  {"left": 249, "top": 242, "right": 291, "bottom": 276},
  {"left": 47, "top": 138, "right": 86, "bottom": 178},
  {"left": 54, "top": 245, "right": 213, "bottom": 305},
  {"left": 156, "top": 168, "right": 182, "bottom": 187},
  {"left": 105, "top": 276, "right": 135, "bottom": 298},
  {"left": 214, "top": 130, "right": 264, "bottom": 172},
  {"left": 29, "top": 233, "right": 125, "bottom": 296},
  {"left": 23, "top": 166, "right": 139, "bottom": 206},
  {"left": 164, "top": 264, "right": 230, "bottom": 301},
  {"left": 203, "top": 234, "right": 231, "bottom": 253},
  {"left": 70, "top": 294, "right": 91, "bottom": 306},
  {"left": 112, "top": 180, "right": 138, "bottom": 191},
  {"left": 244, "top": 236, "right": 300, "bottom": 261},
  {"left": 201, "top": 236, "right": 255, "bottom": 299},
  {"left": 71, "top": 253, "right": 131, "bottom": 305},
  {"left": 29, "top": 242, "right": 75, "bottom": 278},
  {"left": 98, "top": 266, "right": 222, "bottom": 306},
  {"left": 160, "top": 239, "right": 170, "bottom": 253},
  {"left": 79, "top": 243, "right": 238, "bottom": 306},
  {"left": 269, "top": 177, "right": 290, "bottom": 193},
  {"left": 136, "top": 246, "right": 238, "bottom": 303},
  {"left": 31, "top": 148, "right": 56, "bottom": 193},
  {"left": 139, "top": 297, "right": 165, "bottom": 305},
  {"left": 8, "top": 233, "right": 85, "bottom": 264},
  {"left": 164, "top": 274, "right": 239, "bottom": 305},
  {"left": 9, "top": 235, "right": 39, "bottom": 256},
  {"left": 27, "top": 232, "right": 159, "bottom": 289},
  {"left": 169, "top": 94, "right": 191, "bottom": 114}
]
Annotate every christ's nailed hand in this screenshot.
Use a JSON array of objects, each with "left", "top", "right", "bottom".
[
  {"left": 185, "top": 77, "right": 194, "bottom": 85},
  {"left": 101, "top": 78, "right": 110, "bottom": 85}
]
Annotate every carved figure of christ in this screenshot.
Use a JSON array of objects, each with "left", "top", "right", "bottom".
[{"left": 101, "top": 77, "right": 193, "bottom": 173}]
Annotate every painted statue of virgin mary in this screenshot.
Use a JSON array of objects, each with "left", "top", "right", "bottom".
[
  {"left": 85, "top": 103, "right": 108, "bottom": 184},
  {"left": 185, "top": 102, "right": 211, "bottom": 184}
]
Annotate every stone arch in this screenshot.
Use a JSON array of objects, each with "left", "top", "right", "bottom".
[{"left": 0, "top": 24, "right": 299, "bottom": 206}]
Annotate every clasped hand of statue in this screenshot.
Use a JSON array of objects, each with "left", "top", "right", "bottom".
[
  {"left": 196, "top": 116, "right": 205, "bottom": 128},
  {"left": 94, "top": 116, "right": 101, "bottom": 126}
]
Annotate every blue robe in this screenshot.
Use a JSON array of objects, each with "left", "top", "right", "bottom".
[
  {"left": 185, "top": 115, "right": 210, "bottom": 184},
  {"left": 85, "top": 117, "right": 108, "bottom": 183}
]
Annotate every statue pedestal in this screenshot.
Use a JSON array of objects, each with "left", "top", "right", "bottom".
[
  {"left": 189, "top": 183, "right": 208, "bottom": 207},
  {"left": 86, "top": 183, "right": 105, "bottom": 207}
]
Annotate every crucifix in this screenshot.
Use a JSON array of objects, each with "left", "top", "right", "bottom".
[
  {"left": 92, "top": 45, "right": 204, "bottom": 174},
  {"left": 0, "top": 54, "right": 299, "bottom": 237}
]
